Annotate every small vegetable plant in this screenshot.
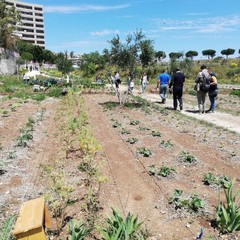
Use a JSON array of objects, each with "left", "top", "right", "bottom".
[
  {"left": 112, "top": 121, "right": 122, "bottom": 128},
  {"left": 138, "top": 147, "right": 152, "bottom": 157},
  {"left": 149, "top": 165, "right": 176, "bottom": 177},
  {"left": 160, "top": 140, "right": 173, "bottom": 148},
  {"left": 151, "top": 130, "right": 162, "bottom": 137},
  {"left": 130, "top": 120, "right": 140, "bottom": 125},
  {"left": 168, "top": 189, "right": 204, "bottom": 213},
  {"left": 126, "top": 138, "right": 138, "bottom": 144},
  {"left": 203, "top": 172, "right": 218, "bottom": 186},
  {"left": 138, "top": 126, "right": 150, "bottom": 131},
  {"left": 179, "top": 150, "right": 197, "bottom": 163},
  {"left": 120, "top": 128, "right": 131, "bottom": 135}
]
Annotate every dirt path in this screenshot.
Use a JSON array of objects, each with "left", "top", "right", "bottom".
[{"left": 130, "top": 88, "right": 240, "bottom": 135}]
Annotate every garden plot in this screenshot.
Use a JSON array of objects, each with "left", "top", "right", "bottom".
[{"left": 0, "top": 91, "right": 240, "bottom": 239}]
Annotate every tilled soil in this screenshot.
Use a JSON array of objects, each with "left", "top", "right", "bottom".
[{"left": 0, "top": 91, "right": 240, "bottom": 239}]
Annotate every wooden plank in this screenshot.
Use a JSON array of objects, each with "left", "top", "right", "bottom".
[
  {"left": 13, "top": 197, "right": 45, "bottom": 235},
  {"left": 44, "top": 203, "right": 52, "bottom": 228}
]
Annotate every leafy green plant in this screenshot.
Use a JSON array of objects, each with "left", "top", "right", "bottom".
[
  {"left": 216, "top": 179, "right": 240, "bottom": 233},
  {"left": 67, "top": 219, "right": 92, "bottom": 240},
  {"left": 126, "top": 138, "right": 138, "bottom": 144},
  {"left": 138, "top": 126, "right": 150, "bottom": 131},
  {"left": 203, "top": 172, "right": 218, "bottom": 186},
  {"left": 148, "top": 164, "right": 156, "bottom": 176},
  {"left": 159, "top": 140, "right": 173, "bottom": 148},
  {"left": 7, "top": 151, "right": 16, "bottom": 159},
  {"left": 130, "top": 120, "right": 140, "bottom": 125},
  {"left": 179, "top": 150, "right": 197, "bottom": 163},
  {"left": 0, "top": 215, "right": 16, "bottom": 240},
  {"left": 0, "top": 160, "right": 6, "bottom": 175},
  {"left": 16, "top": 129, "right": 33, "bottom": 147},
  {"left": 97, "top": 208, "right": 147, "bottom": 240},
  {"left": 219, "top": 176, "right": 232, "bottom": 189},
  {"left": 157, "top": 165, "right": 176, "bottom": 177},
  {"left": 151, "top": 130, "right": 162, "bottom": 137},
  {"left": 120, "top": 128, "right": 131, "bottom": 135},
  {"left": 138, "top": 147, "right": 152, "bottom": 157},
  {"left": 112, "top": 122, "right": 122, "bottom": 128},
  {"left": 168, "top": 189, "right": 204, "bottom": 213}
]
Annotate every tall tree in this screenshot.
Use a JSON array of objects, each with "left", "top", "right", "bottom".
[
  {"left": 169, "top": 52, "right": 183, "bottom": 60},
  {"left": 56, "top": 51, "right": 73, "bottom": 75},
  {"left": 202, "top": 49, "right": 216, "bottom": 59},
  {"left": 185, "top": 50, "right": 198, "bottom": 60},
  {"left": 0, "top": 0, "right": 21, "bottom": 50},
  {"left": 139, "top": 39, "right": 155, "bottom": 67},
  {"left": 221, "top": 48, "right": 235, "bottom": 59},
  {"left": 108, "top": 29, "right": 153, "bottom": 71},
  {"left": 155, "top": 51, "right": 166, "bottom": 62}
]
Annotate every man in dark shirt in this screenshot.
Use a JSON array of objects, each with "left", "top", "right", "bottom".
[{"left": 169, "top": 68, "right": 185, "bottom": 110}]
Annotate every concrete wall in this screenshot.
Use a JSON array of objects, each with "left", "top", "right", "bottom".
[{"left": 0, "top": 48, "right": 18, "bottom": 74}]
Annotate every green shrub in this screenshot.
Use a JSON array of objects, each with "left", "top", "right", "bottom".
[
  {"left": 47, "top": 87, "right": 62, "bottom": 98},
  {"left": 67, "top": 219, "right": 92, "bottom": 240},
  {"left": 230, "top": 89, "right": 240, "bottom": 97},
  {"left": 97, "top": 208, "right": 147, "bottom": 240},
  {"left": 216, "top": 179, "right": 240, "bottom": 233},
  {"left": 0, "top": 215, "right": 16, "bottom": 240},
  {"left": 32, "top": 93, "right": 46, "bottom": 101}
]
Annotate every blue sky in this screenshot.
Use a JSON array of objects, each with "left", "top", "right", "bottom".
[{"left": 27, "top": 0, "right": 240, "bottom": 58}]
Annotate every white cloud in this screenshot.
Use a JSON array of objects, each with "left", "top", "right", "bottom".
[
  {"left": 44, "top": 4, "right": 130, "bottom": 14},
  {"left": 90, "top": 29, "right": 120, "bottom": 36},
  {"left": 151, "top": 15, "right": 240, "bottom": 34}
]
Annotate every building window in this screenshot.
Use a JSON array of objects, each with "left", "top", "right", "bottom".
[
  {"left": 37, "top": 41, "right": 45, "bottom": 44},
  {"left": 35, "top": 19, "right": 43, "bottom": 23},
  {"left": 36, "top": 30, "right": 44, "bottom": 33},
  {"left": 35, "top": 7, "right": 43, "bottom": 11},
  {"left": 22, "top": 34, "right": 34, "bottom": 38},
  {"left": 35, "top": 13, "right": 43, "bottom": 17},
  {"left": 16, "top": 4, "right": 32, "bottom": 10}
]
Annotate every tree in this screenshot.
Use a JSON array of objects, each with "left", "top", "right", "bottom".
[
  {"left": 56, "top": 51, "right": 73, "bottom": 75},
  {"left": 80, "top": 51, "right": 106, "bottom": 75},
  {"left": 155, "top": 51, "right": 166, "bottom": 62},
  {"left": 0, "top": 0, "right": 21, "bottom": 50},
  {"left": 221, "top": 48, "right": 235, "bottom": 59},
  {"left": 169, "top": 52, "right": 183, "bottom": 60},
  {"left": 202, "top": 49, "right": 216, "bottom": 59},
  {"left": 139, "top": 39, "right": 155, "bottom": 67},
  {"left": 185, "top": 50, "right": 198, "bottom": 60},
  {"left": 107, "top": 29, "right": 153, "bottom": 71}
]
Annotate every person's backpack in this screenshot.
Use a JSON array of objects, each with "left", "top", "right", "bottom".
[{"left": 200, "top": 73, "right": 211, "bottom": 92}]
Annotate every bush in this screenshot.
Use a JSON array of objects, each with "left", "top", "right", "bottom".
[{"left": 230, "top": 89, "right": 240, "bottom": 97}]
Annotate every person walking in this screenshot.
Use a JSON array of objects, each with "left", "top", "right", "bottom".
[
  {"left": 207, "top": 68, "right": 218, "bottom": 113},
  {"left": 157, "top": 69, "right": 170, "bottom": 103},
  {"left": 114, "top": 71, "right": 121, "bottom": 89},
  {"left": 169, "top": 67, "right": 185, "bottom": 110},
  {"left": 141, "top": 72, "right": 148, "bottom": 94},
  {"left": 195, "top": 65, "right": 211, "bottom": 114}
]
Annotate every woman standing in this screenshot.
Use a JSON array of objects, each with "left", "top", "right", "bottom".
[{"left": 208, "top": 68, "right": 218, "bottom": 113}]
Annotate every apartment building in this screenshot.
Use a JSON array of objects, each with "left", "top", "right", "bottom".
[{"left": 6, "top": 0, "right": 45, "bottom": 48}]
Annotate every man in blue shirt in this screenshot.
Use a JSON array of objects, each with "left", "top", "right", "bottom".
[{"left": 157, "top": 69, "right": 170, "bottom": 103}]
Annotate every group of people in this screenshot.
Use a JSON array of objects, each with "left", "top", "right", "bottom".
[
  {"left": 110, "top": 71, "right": 150, "bottom": 94},
  {"left": 156, "top": 65, "right": 218, "bottom": 113}
]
